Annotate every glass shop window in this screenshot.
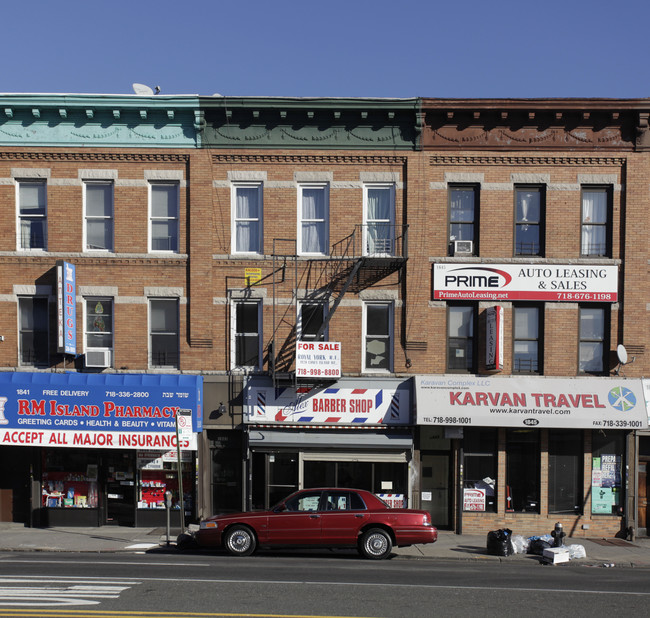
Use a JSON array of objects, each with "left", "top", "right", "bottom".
[
  {"left": 591, "top": 431, "right": 625, "bottom": 516},
  {"left": 463, "top": 428, "right": 497, "bottom": 512}
]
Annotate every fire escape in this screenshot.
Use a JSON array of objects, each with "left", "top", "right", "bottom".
[{"left": 268, "top": 224, "right": 408, "bottom": 388}]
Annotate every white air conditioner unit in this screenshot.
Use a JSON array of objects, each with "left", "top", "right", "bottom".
[
  {"left": 85, "top": 349, "right": 111, "bottom": 368},
  {"left": 454, "top": 240, "right": 473, "bottom": 256}
]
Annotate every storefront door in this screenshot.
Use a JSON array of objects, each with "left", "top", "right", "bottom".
[
  {"left": 252, "top": 452, "right": 299, "bottom": 510},
  {"left": 103, "top": 452, "right": 135, "bottom": 526},
  {"left": 420, "top": 453, "right": 451, "bottom": 529}
]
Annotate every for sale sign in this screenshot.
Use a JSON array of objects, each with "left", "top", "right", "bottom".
[{"left": 296, "top": 341, "right": 341, "bottom": 379}]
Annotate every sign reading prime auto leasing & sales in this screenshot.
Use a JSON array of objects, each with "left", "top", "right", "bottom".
[
  {"left": 415, "top": 376, "right": 647, "bottom": 429},
  {"left": 433, "top": 263, "right": 618, "bottom": 302}
]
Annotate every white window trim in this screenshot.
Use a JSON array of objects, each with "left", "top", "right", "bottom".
[
  {"left": 16, "top": 179, "right": 47, "bottom": 252},
  {"left": 362, "top": 301, "right": 393, "bottom": 373},
  {"left": 231, "top": 182, "right": 263, "bottom": 255},
  {"left": 83, "top": 297, "right": 114, "bottom": 368},
  {"left": 297, "top": 301, "right": 328, "bottom": 341},
  {"left": 148, "top": 181, "right": 180, "bottom": 253},
  {"left": 83, "top": 180, "right": 114, "bottom": 252},
  {"left": 362, "top": 183, "right": 395, "bottom": 257},
  {"left": 230, "top": 298, "right": 263, "bottom": 372},
  {"left": 297, "top": 183, "right": 329, "bottom": 256},
  {"left": 148, "top": 298, "right": 180, "bottom": 369}
]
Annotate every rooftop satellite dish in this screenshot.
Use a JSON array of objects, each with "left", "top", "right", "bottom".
[
  {"left": 133, "top": 83, "right": 154, "bottom": 96},
  {"left": 617, "top": 344, "right": 628, "bottom": 365}
]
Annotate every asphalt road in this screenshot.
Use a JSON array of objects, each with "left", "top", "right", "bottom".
[{"left": 0, "top": 550, "right": 649, "bottom": 617}]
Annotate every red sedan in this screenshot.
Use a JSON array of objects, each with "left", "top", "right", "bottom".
[{"left": 195, "top": 488, "right": 437, "bottom": 560}]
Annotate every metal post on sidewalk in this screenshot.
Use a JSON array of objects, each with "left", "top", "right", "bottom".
[{"left": 164, "top": 491, "right": 173, "bottom": 546}]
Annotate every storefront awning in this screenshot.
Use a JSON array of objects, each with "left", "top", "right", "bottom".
[
  {"left": 0, "top": 372, "right": 203, "bottom": 449},
  {"left": 415, "top": 375, "right": 648, "bottom": 430}
]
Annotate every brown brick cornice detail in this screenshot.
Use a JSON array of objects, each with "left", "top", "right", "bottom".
[
  {"left": 429, "top": 155, "right": 627, "bottom": 166},
  {"left": 212, "top": 153, "right": 408, "bottom": 165},
  {"left": 0, "top": 256, "right": 187, "bottom": 266},
  {"left": 0, "top": 151, "right": 189, "bottom": 163}
]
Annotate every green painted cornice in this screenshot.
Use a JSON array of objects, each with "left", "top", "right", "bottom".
[
  {"left": 0, "top": 93, "right": 199, "bottom": 147},
  {"left": 199, "top": 96, "right": 421, "bottom": 150}
]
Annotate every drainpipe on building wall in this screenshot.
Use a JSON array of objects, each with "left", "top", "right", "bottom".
[{"left": 457, "top": 442, "right": 463, "bottom": 535}]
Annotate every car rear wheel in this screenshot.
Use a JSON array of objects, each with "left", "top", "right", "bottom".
[
  {"left": 224, "top": 525, "right": 257, "bottom": 556},
  {"left": 359, "top": 528, "right": 393, "bottom": 560}
]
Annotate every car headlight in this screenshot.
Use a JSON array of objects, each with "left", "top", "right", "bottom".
[{"left": 200, "top": 521, "right": 218, "bottom": 530}]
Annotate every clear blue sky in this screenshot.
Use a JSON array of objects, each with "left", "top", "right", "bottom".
[{"left": 3, "top": 0, "right": 649, "bottom": 99}]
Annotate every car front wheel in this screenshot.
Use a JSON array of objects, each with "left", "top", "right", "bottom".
[
  {"left": 359, "top": 528, "right": 393, "bottom": 560},
  {"left": 224, "top": 525, "right": 257, "bottom": 556}
]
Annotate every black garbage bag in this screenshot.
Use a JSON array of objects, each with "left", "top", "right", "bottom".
[
  {"left": 486, "top": 528, "right": 514, "bottom": 556},
  {"left": 528, "top": 538, "right": 552, "bottom": 556}
]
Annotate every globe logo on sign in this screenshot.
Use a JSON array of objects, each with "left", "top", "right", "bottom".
[{"left": 608, "top": 387, "right": 637, "bottom": 412}]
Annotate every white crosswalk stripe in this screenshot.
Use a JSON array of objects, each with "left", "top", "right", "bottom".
[{"left": 0, "top": 576, "right": 137, "bottom": 607}]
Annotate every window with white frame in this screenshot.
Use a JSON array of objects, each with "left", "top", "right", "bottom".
[
  {"left": 579, "top": 305, "right": 608, "bottom": 374},
  {"left": 232, "top": 183, "right": 263, "bottom": 254},
  {"left": 363, "top": 302, "right": 392, "bottom": 371},
  {"left": 85, "top": 299, "right": 113, "bottom": 367},
  {"left": 364, "top": 184, "right": 395, "bottom": 256},
  {"left": 232, "top": 300, "right": 262, "bottom": 370},
  {"left": 150, "top": 182, "right": 179, "bottom": 252},
  {"left": 84, "top": 181, "right": 114, "bottom": 251},
  {"left": 19, "top": 297, "right": 49, "bottom": 366},
  {"left": 17, "top": 180, "right": 47, "bottom": 250},
  {"left": 581, "top": 187, "right": 611, "bottom": 257},
  {"left": 298, "top": 184, "right": 329, "bottom": 255},
  {"left": 299, "top": 302, "right": 327, "bottom": 341},
  {"left": 149, "top": 299, "right": 179, "bottom": 368}
]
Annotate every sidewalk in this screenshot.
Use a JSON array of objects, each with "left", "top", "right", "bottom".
[{"left": 1, "top": 522, "right": 649, "bottom": 568}]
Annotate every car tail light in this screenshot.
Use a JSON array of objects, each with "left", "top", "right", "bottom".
[
  {"left": 200, "top": 521, "right": 218, "bottom": 530},
  {"left": 423, "top": 513, "right": 432, "bottom": 526}
]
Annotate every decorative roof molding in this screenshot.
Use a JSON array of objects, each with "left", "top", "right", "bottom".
[
  {"left": 0, "top": 151, "right": 189, "bottom": 163},
  {"left": 212, "top": 153, "right": 408, "bottom": 165},
  {"left": 430, "top": 155, "right": 627, "bottom": 166}
]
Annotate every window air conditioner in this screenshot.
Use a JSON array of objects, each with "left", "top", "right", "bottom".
[
  {"left": 85, "top": 349, "right": 111, "bottom": 368},
  {"left": 454, "top": 240, "right": 473, "bottom": 256}
]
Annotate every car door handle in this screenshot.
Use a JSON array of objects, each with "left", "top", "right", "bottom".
[
  {"left": 355, "top": 514, "right": 364, "bottom": 518},
  {"left": 309, "top": 514, "right": 320, "bottom": 519}
]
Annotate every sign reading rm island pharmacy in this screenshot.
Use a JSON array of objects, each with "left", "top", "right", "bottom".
[
  {"left": 415, "top": 376, "right": 647, "bottom": 429},
  {"left": 0, "top": 373, "right": 202, "bottom": 450},
  {"left": 433, "top": 263, "right": 618, "bottom": 302},
  {"left": 296, "top": 341, "right": 341, "bottom": 379}
]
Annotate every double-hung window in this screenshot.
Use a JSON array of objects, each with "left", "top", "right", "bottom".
[
  {"left": 232, "top": 183, "right": 262, "bottom": 254},
  {"left": 299, "top": 184, "right": 329, "bottom": 255},
  {"left": 19, "top": 297, "right": 49, "bottom": 366},
  {"left": 298, "top": 302, "right": 327, "bottom": 342},
  {"left": 447, "top": 304, "right": 475, "bottom": 372},
  {"left": 449, "top": 185, "right": 478, "bottom": 256},
  {"left": 364, "top": 184, "right": 395, "bottom": 256},
  {"left": 17, "top": 181, "right": 47, "bottom": 250},
  {"left": 150, "top": 182, "right": 179, "bottom": 252},
  {"left": 233, "top": 300, "right": 262, "bottom": 370},
  {"left": 513, "top": 305, "right": 541, "bottom": 373},
  {"left": 515, "top": 186, "right": 544, "bottom": 256},
  {"left": 149, "top": 299, "right": 179, "bottom": 368},
  {"left": 85, "top": 299, "right": 113, "bottom": 368},
  {"left": 581, "top": 187, "right": 611, "bottom": 257},
  {"left": 579, "top": 305, "right": 608, "bottom": 374},
  {"left": 84, "top": 181, "right": 114, "bottom": 251},
  {"left": 363, "top": 302, "right": 393, "bottom": 372}
]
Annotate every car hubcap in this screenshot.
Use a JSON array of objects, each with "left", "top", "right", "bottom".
[
  {"left": 367, "top": 534, "right": 387, "bottom": 555},
  {"left": 230, "top": 532, "right": 250, "bottom": 552}
]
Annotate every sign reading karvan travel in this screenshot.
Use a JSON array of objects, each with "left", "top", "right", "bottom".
[
  {"left": 415, "top": 376, "right": 647, "bottom": 429},
  {"left": 433, "top": 263, "right": 618, "bottom": 302}
]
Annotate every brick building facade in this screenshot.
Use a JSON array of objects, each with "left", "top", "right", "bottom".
[{"left": 0, "top": 93, "right": 648, "bottom": 539}]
